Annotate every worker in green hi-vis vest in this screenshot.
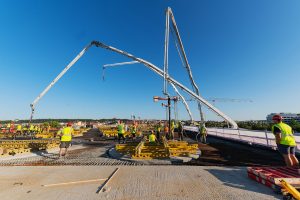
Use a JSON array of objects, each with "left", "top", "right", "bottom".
[
  {"left": 117, "top": 120, "right": 125, "bottom": 144},
  {"left": 272, "top": 114, "right": 298, "bottom": 167},
  {"left": 58, "top": 122, "right": 74, "bottom": 158},
  {"left": 199, "top": 123, "right": 207, "bottom": 144}
]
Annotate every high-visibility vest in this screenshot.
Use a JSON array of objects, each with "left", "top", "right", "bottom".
[
  {"left": 131, "top": 125, "right": 137, "bottom": 134},
  {"left": 17, "top": 125, "right": 22, "bottom": 131},
  {"left": 200, "top": 126, "right": 207, "bottom": 135},
  {"left": 272, "top": 122, "right": 296, "bottom": 146},
  {"left": 61, "top": 127, "right": 73, "bottom": 142},
  {"left": 117, "top": 124, "right": 125, "bottom": 134},
  {"left": 171, "top": 122, "right": 175, "bottom": 130},
  {"left": 156, "top": 125, "right": 161, "bottom": 132},
  {"left": 29, "top": 125, "right": 34, "bottom": 131},
  {"left": 149, "top": 134, "right": 156, "bottom": 142}
]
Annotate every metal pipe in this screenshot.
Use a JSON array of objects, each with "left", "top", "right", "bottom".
[
  {"left": 29, "top": 43, "right": 93, "bottom": 121},
  {"left": 29, "top": 40, "right": 238, "bottom": 129},
  {"left": 102, "top": 61, "right": 194, "bottom": 121},
  {"left": 170, "top": 83, "right": 193, "bottom": 121},
  {"left": 92, "top": 41, "right": 238, "bottom": 129},
  {"left": 167, "top": 7, "right": 205, "bottom": 123},
  {"left": 163, "top": 7, "right": 170, "bottom": 95}
]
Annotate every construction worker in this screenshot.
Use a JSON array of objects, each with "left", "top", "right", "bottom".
[
  {"left": 58, "top": 122, "right": 74, "bottom": 158},
  {"left": 29, "top": 124, "right": 34, "bottom": 134},
  {"left": 16, "top": 124, "right": 22, "bottom": 137},
  {"left": 170, "top": 121, "right": 175, "bottom": 140},
  {"left": 177, "top": 121, "right": 184, "bottom": 141},
  {"left": 155, "top": 122, "right": 162, "bottom": 141},
  {"left": 199, "top": 123, "right": 207, "bottom": 144},
  {"left": 149, "top": 131, "right": 157, "bottom": 144},
  {"left": 131, "top": 123, "right": 137, "bottom": 140},
  {"left": 6, "top": 123, "right": 11, "bottom": 134},
  {"left": 272, "top": 114, "right": 299, "bottom": 167},
  {"left": 164, "top": 123, "right": 169, "bottom": 139},
  {"left": 117, "top": 120, "right": 125, "bottom": 144}
]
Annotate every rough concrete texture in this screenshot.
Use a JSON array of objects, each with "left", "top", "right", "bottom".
[{"left": 0, "top": 166, "right": 280, "bottom": 200}]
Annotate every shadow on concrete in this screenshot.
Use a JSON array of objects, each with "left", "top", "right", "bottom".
[
  {"left": 185, "top": 131, "right": 286, "bottom": 166},
  {"left": 205, "top": 167, "right": 281, "bottom": 198}
]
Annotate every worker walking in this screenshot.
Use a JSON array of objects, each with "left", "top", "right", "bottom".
[
  {"left": 272, "top": 114, "right": 299, "bottom": 167},
  {"left": 58, "top": 122, "right": 74, "bottom": 158},
  {"left": 117, "top": 120, "right": 125, "bottom": 144},
  {"left": 199, "top": 123, "right": 207, "bottom": 144}
]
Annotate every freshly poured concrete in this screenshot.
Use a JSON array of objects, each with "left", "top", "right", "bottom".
[{"left": 0, "top": 166, "right": 280, "bottom": 200}]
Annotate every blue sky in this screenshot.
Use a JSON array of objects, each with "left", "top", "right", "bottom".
[{"left": 0, "top": 0, "right": 299, "bottom": 121}]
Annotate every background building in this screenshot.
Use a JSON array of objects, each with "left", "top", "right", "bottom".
[{"left": 266, "top": 113, "right": 300, "bottom": 123}]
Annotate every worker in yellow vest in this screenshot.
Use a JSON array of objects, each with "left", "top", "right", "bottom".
[
  {"left": 131, "top": 123, "right": 137, "bottom": 140},
  {"left": 29, "top": 124, "right": 34, "bottom": 133},
  {"left": 170, "top": 121, "right": 175, "bottom": 140},
  {"left": 117, "top": 120, "right": 125, "bottom": 144},
  {"left": 58, "top": 122, "right": 74, "bottom": 158},
  {"left": 16, "top": 124, "right": 22, "bottom": 134},
  {"left": 199, "top": 123, "right": 207, "bottom": 144},
  {"left": 155, "top": 122, "right": 162, "bottom": 141},
  {"left": 177, "top": 121, "right": 184, "bottom": 141},
  {"left": 272, "top": 114, "right": 298, "bottom": 167},
  {"left": 149, "top": 131, "right": 157, "bottom": 144},
  {"left": 6, "top": 123, "right": 11, "bottom": 134}
]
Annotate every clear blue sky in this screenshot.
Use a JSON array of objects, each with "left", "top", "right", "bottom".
[{"left": 0, "top": 0, "right": 299, "bottom": 121}]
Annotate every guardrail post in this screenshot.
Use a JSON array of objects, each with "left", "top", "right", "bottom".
[
  {"left": 237, "top": 128, "right": 241, "bottom": 140},
  {"left": 264, "top": 130, "right": 269, "bottom": 147}
]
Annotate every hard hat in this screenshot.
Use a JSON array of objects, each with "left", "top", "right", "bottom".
[
  {"left": 67, "top": 122, "right": 72, "bottom": 126},
  {"left": 272, "top": 114, "right": 282, "bottom": 121}
]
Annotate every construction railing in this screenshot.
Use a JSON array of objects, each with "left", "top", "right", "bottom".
[{"left": 184, "top": 126, "right": 300, "bottom": 153}]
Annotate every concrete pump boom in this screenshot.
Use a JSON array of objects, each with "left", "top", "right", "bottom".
[
  {"left": 29, "top": 40, "right": 238, "bottom": 129},
  {"left": 165, "top": 7, "right": 205, "bottom": 123},
  {"left": 103, "top": 61, "right": 194, "bottom": 122}
]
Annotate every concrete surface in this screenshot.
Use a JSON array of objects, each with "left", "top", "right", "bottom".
[{"left": 0, "top": 166, "right": 281, "bottom": 200}]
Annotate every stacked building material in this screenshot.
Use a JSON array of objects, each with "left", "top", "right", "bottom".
[{"left": 247, "top": 167, "right": 300, "bottom": 193}]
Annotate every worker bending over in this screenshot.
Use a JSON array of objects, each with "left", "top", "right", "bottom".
[
  {"left": 272, "top": 114, "right": 299, "bottom": 167},
  {"left": 58, "top": 122, "right": 74, "bottom": 158},
  {"left": 149, "top": 131, "right": 158, "bottom": 144}
]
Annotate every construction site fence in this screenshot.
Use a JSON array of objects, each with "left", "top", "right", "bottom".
[{"left": 183, "top": 126, "right": 300, "bottom": 153}]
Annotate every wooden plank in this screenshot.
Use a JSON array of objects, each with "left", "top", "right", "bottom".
[
  {"left": 96, "top": 168, "right": 119, "bottom": 194},
  {"left": 42, "top": 178, "right": 107, "bottom": 187}
]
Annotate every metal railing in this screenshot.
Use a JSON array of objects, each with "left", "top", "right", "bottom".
[{"left": 184, "top": 126, "right": 300, "bottom": 152}]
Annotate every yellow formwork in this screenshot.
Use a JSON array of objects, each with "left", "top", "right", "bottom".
[
  {"left": 116, "top": 136, "right": 198, "bottom": 159},
  {"left": 0, "top": 139, "right": 60, "bottom": 156}
]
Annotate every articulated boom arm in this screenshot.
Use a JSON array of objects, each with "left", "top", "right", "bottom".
[
  {"left": 102, "top": 61, "right": 194, "bottom": 122},
  {"left": 30, "top": 40, "right": 238, "bottom": 129},
  {"left": 165, "top": 7, "right": 205, "bottom": 123}
]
